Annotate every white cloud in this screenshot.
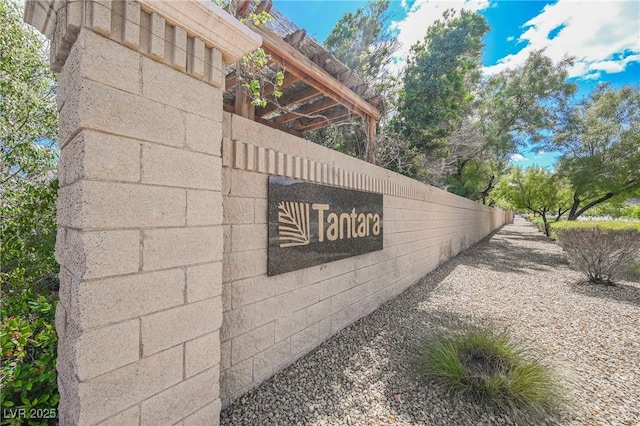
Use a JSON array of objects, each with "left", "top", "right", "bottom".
[
  {"left": 389, "top": 0, "right": 491, "bottom": 75},
  {"left": 510, "top": 153, "right": 526, "bottom": 162},
  {"left": 483, "top": 0, "right": 640, "bottom": 79}
]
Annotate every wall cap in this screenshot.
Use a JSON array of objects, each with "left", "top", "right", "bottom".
[
  {"left": 138, "top": 0, "right": 261, "bottom": 64},
  {"left": 24, "top": 0, "right": 261, "bottom": 65}
]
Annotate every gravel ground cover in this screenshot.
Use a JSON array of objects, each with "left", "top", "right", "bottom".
[{"left": 221, "top": 218, "right": 640, "bottom": 425}]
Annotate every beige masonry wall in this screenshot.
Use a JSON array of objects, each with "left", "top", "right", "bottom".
[
  {"left": 26, "top": 1, "right": 259, "bottom": 424},
  {"left": 220, "top": 113, "right": 510, "bottom": 405},
  {"left": 26, "top": 0, "right": 509, "bottom": 421}
]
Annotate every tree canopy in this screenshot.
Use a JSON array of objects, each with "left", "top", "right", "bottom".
[
  {"left": 551, "top": 84, "right": 640, "bottom": 219},
  {"left": 494, "top": 167, "right": 571, "bottom": 235},
  {"left": 397, "top": 9, "right": 489, "bottom": 152},
  {"left": 1, "top": 0, "right": 61, "bottom": 413},
  {"left": 309, "top": 0, "right": 399, "bottom": 160},
  {"left": 324, "top": 0, "right": 399, "bottom": 92},
  {"left": 1, "top": 0, "right": 59, "bottom": 290}
]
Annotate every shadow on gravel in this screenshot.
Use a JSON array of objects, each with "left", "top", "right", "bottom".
[
  {"left": 221, "top": 237, "right": 565, "bottom": 426},
  {"left": 569, "top": 280, "right": 640, "bottom": 307},
  {"left": 496, "top": 229, "right": 552, "bottom": 243},
  {"left": 451, "top": 233, "right": 570, "bottom": 276}
]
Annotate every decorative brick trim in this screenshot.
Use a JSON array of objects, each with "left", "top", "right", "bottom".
[
  {"left": 222, "top": 138, "right": 422, "bottom": 199},
  {"left": 25, "top": 0, "right": 237, "bottom": 86}
]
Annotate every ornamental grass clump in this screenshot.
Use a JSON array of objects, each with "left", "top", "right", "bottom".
[
  {"left": 416, "top": 329, "right": 561, "bottom": 416},
  {"left": 552, "top": 221, "right": 640, "bottom": 285}
]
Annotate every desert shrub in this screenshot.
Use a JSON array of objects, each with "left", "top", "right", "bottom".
[
  {"left": 553, "top": 221, "right": 640, "bottom": 284},
  {"left": 416, "top": 328, "right": 561, "bottom": 416}
]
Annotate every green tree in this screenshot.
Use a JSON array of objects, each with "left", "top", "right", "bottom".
[
  {"left": 397, "top": 9, "right": 489, "bottom": 153},
  {"left": 494, "top": 167, "right": 571, "bottom": 236},
  {"left": 452, "top": 51, "right": 577, "bottom": 202},
  {"left": 1, "top": 0, "right": 60, "bottom": 416},
  {"left": 324, "top": 0, "right": 399, "bottom": 91},
  {"left": 1, "top": 0, "right": 58, "bottom": 291},
  {"left": 215, "top": 0, "right": 284, "bottom": 107},
  {"left": 309, "top": 0, "right": 399, "bottom": 161},
  {"left": 551, "top": 84, "right": 640, "bottom": 219},
  {"left": 480, "top": 51, "right": 576, "bottom": 147}
]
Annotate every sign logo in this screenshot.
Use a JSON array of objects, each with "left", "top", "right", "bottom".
[
  {"left": 277, "top": 201, "right": 311, "bottom": 247},
  {"left": 268, "top": 176, "right": 383, "bottom": 276}
]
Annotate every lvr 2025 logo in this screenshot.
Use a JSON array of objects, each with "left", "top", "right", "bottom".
[{"left": 277, "top": 201, "right": 381, "bottom": 248}]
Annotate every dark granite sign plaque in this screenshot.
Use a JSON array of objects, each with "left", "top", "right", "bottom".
[{"left": 268, "top": 176, "right": 383, "bottom": 276}]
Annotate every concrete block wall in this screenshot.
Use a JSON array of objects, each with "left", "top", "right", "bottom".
[
  {"left": 26, "top": 0, "right": 510, "bottom": 420},
  {"left": 25, "top": 0, "right": 259, "bottom": 424},
  {"left": 219, "top": 113, "right": 510, "bottom": 405}
]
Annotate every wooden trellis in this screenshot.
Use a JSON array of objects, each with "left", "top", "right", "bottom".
[{"left": 223, "top": 1, "right": 382, "bottom": 163}]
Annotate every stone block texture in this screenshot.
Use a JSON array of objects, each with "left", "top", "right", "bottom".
[
  {"left": 29, "top": 0, "right": 510, "bottom": 422},
  {"left": 219, "top": 112, "right": 511, "bottom": 406},
  {"left": 32, "top": 0, "right": 259, "bottom": 424}
]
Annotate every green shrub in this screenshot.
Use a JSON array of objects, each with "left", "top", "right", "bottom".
[
  {"left": 1, "top": 291, "right": 59, "bottom": 425},
  {"left": 416, "top": 329, "right": 561, "bottom": 416},
  {"left": 553, "top": 221, "right": 640, "bottom": 284},
  {"left": 620, "top": 204, "right": 640, "bottom": 220},
  {"left": 551, "top": 220, "right": 640, "bottom": 232}
]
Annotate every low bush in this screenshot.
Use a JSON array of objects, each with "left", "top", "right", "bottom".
[
  {"left": 416, "top": 328, "right": 561, "bottom": 417},
  {"left": 1, "top": 291, "right": 59, "bottom": 425},
  {"left": 552, "top": 221, "right": 640, "bottom": 284}
]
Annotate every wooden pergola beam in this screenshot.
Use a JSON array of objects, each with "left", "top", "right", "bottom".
[
  {"left": 293, "top": 107, "right": 351, "bottom": 131},
  {"left": 274, "top": 97, "right": 338, "bottom": 124},
  {"left": 225, "top": 71, "right": 237, "bottom": 90},
  {"left": 257, "top": 86, "right": 321, "bottom": 117},
  {"left": 235, "top": 86, "right": 254, "bottom": 119},
  {"left": 367, "top": 116, "right": 376, "bottom": 163},
  {"left": 299, "top": 115, "right": 353, "bottom": 132},
  {"left": 235, "top": 0, "right": 251, "bottom": 17},
  {"left": 253, "top": 26, "right": 380, "bottom": 121},
  {"left": 261, "top": 71, "right": 299, "bottom": 97},
  {"left": 224, "top": 103, "right": 302, "bottom": 137}
]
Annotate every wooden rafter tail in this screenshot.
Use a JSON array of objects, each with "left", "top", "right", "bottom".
[
  {"left": 274, "top": 98, "right": 338, "bottom": 124},
  {"left": 255, "top": 0, "right": 273, "bottom": 14},
  {"left": 312, "top": 51, "right": 331, "bottom": 67},
  {"left": 336, "top": 70, "right": 353, "bottom": 83},
  {"left": 283, "top": 29, "right": 306, "bottom": 49},
  {"left": 257, "top": 86, "right": 321, "bottom": 117},
  {"left": 354, "top": 84, "right": 367, "bottom": 96},
  {"left": 235, "top": 0, "right": 252, "bottom": 17},
  {"left": 367, "top": 95, "right": 384, "bottom": 110}
]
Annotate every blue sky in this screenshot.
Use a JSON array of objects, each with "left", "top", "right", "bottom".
[{"left": 273, "top": 0, "right": 640, "bottom": 169}]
